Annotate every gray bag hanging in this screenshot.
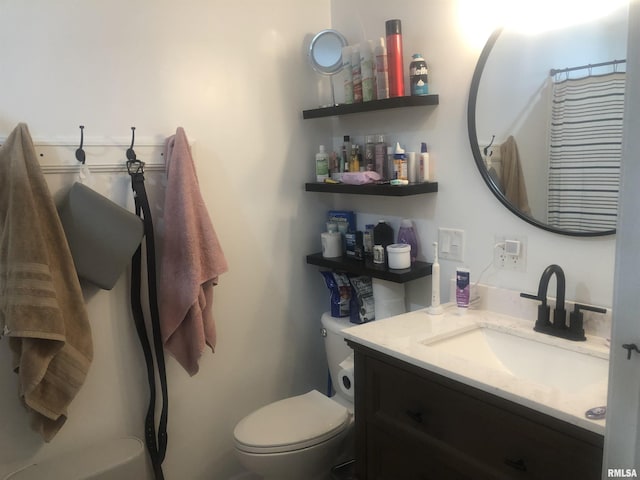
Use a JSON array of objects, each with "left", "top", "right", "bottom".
[{"left": 58, "top": 182, "right": 144, "bottom": 290}]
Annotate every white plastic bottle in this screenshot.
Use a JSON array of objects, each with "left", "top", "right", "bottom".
[
  {"left": 374, "top": 37, "right": 389, "bottom": 100},
  {"left": 360, "top": 40, "right": 375, "bottom": 102},
  {"left": 315, "top": 145, "right": 329, "bottom": 182},
  {"left": 420, "top": 142, "right": 430, "bottom": 182}
]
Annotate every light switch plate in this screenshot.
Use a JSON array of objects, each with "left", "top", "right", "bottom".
[{"left": 438, "top": 228, "right": 465, "bottom": 262}]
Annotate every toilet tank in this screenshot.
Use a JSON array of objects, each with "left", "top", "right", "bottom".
[
  {"left": 321, "top": 313, "right": 353, "bottom": 394},
  {"left": 3, "top": 437, "right": 147, "bottom": 480}
]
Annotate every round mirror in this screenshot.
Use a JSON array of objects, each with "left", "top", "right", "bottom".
[
  {"left": 468, "top": 7, "right": 627, "bottom": 236},
  {"left": 308, "top": 29, "right": 347, "bottom": 75}
]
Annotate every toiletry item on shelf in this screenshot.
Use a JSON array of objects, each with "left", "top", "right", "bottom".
[
  {"left": 315, "top": 145, "right": 329, "bottom": 182},
  {"left": 326, "top": 222, "right": 338, "bottom": 233},
  {"left": 456, "top": 267, "right": 470, "bottom": 310},
  {"left": 387, "top": 145, "right": 395, "bottom": 179},
  {"left": 321, "top": 231, "right": 342, "bottom": 258},
  {"left": 407, "top": 151, "right": 417, "bottom": 183},
  {"left": 420, "top": 142, "right": 430, "bottom": 182},
  {"left": 345, "top": 231, "right": 364, "bottom": 260},
  {"left": 409, "top": 54, "right": 429, "bottom": 96},
  {"left": 393, "top": 142, "right": 407, "bottom": 180},
  {"left": 372, "top": 245, "right": 384, "bottom": 265},
  {"left": 328, "top": 210, "right": 356, "bottom": 233},
  {"left": 349, "top": 144, "right": 360, "bottom": 172},
  {"left": 351, "top": 44, "right": 363, "bottom": 103},
  {"left": 374, "top": 37, "right": 389, "bottom": 100},
  {"left": 385, "top": 19, "right": 405, "bottom": 97},
  {"left": 387, "top": 243, "right": 410, "bottom": 269},
  {"left": 397, "top": 219, "right": 418, "bottom": 263},
  {"left": 329, "top": 151, "right": 339, "bottom": 180},
  {"left": 342, "top": 46, "right": 354, "bottom": 104},
  {"left": 373, "top": 219, "right": 394, "bottom": 266},
  {"left": 341, "top": 135, "right": 351, "bottom": 173},
  {"left": 365, "top": 135, "right": 376, "bottom": 171},
  {"left": 360, "top": 40, "right": 376, "bottom": 102},
  {"left": 374, "top": 134, "right": 387, "bottom": 177},
  {"left": 363, "top": 224, "right": 375, "bottom": 257},
  {"left": 427, "top": 242, "right": 444, "bottom": 315}
]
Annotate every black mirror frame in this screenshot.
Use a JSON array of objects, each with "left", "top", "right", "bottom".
[{"left": 467, "top": 29, "right": 616, "bottom": 237}]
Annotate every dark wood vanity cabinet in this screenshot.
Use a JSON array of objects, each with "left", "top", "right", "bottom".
[{"left": 347, "top": 341, "right": 604, "bottom": 480}]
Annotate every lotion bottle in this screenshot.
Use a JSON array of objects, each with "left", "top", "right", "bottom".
[
  {"left": 427, "top": 242, "right": 443, "bottom": 314},
  {"left": 315, "top": 145, "right": 329, "bottom": 182},
  {"left": 420, "top": 142, "right": 430, "bottom": 182}
]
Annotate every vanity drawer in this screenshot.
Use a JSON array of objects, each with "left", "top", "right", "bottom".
[{"left": 363, "top": 355, "right": 603, "bottom": 480}]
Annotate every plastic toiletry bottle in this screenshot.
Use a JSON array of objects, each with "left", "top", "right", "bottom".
[
  {"left": 365, "top": 135, "right": 376, "bottom": 171},
  {"left": 427, "top": 242, "right": 444, "bottom": 315},
  {"left": 456, "top": 267, "right": 471, "bottom": 311},
  {"left": 407, "top": 151, "right": 417, "bottom": 183},
  {"left": 315, "top": 145, "right": 329, "bottom": 182},
  {"left": 397, "top": 219, "right": 418, "bottom": 263},
  {"left": 342, "top": 46, "right": 354, "bottom": 104},
  {"left": 420, "top": 142, "right": 430, "bottom": 182},
  {"left": 341, "top": 135, "right": 351, "bottom": 174},
  {"left": 360, "top": 40, "right": 376, "bottom": 102},
  {"left": 350, "top": 144, "right": 360, "bottom": 172},
  {"left": 374, "top": 134, "right": 387, "bottom": 177},
  {"left": 409, "top": 54, "right": 429, "bottom": 96},
  {"left": 351, "top": 44, "right": 363, "bottom": 103},
  {"left": 387, "top": 145, "right": 395, "bottom": 179},
  {"left": 374, "top": 37, "right": 389, "bottom": 100},
  {"left": 364, "top": 223, "right": 375, "bottom": 257},
  {"left": 393, "top": 142, "right": 407, "bottom": 180},
  {"left": 373, "top": 219, "right": 394, "bottom": 265},
  {"left": 385, "top": 19, "right": 405, "bottom": 97}
]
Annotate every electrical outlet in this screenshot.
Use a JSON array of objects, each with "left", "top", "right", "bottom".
[
  {"left": 438, "top": 228, "right": 465, "bottom": 262},
  {"left": 493, "top": 234, "right": 527, "bottom": 272}
]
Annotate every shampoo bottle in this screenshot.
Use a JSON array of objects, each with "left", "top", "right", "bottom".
[
  {"left": 351, "top": 44, "right": 363, "bottom": 103},
  {"left": 397, "top": 219, "right": 418, "bottom": 263},
  {"left": 342, "top": 46, "right": 354, "bottom": 104},
  {"left": 360, "top": 40, "right": 376, "bottom": 102},
  {"left": 427, "top": 242, "right": 443, "bottom": 315},
  {"left": 315, "top": 145, "right": 329, "bottom": 182}
]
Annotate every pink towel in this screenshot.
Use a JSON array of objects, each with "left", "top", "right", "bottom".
[{"left": 159, "top": 127, "right": 228, "bottom": 376}]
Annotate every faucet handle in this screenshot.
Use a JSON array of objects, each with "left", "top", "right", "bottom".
[
  {"left": 568, "top": 303, "right": 607, "bottom": 341},
  {"left": 520, "top": 292, "right": 551, "bottom": 329}
]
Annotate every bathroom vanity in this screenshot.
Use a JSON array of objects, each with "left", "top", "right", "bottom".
[{"left": 343, "top": 306, "right": 608, "bottom": 480}]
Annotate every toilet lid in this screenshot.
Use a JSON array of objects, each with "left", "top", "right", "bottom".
[{"left": 234, "top": 390, "right": 350, "bottom": 454}]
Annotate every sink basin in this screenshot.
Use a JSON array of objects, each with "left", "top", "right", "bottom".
[{"left": 421, "top": 324, "right": 608, "bottom": 392}]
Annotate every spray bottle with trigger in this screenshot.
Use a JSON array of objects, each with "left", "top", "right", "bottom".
[{"left": 427, "top": 242, "right": 443, "bottom": 315}]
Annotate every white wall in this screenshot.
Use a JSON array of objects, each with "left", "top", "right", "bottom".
[
  {"left": 0, "top": 0, "right": 620, "bottom": 479},
  {"left": 0, "top": 1, "right": 332, "bottom": 479}
]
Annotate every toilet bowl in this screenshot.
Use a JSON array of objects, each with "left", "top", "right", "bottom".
[{"left": 233, "top": 314, "right": 355, "bottom": 480}]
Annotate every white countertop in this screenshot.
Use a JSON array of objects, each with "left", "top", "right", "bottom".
[{"left": 342, "top": 303, "right": 609, "bottom": 435}]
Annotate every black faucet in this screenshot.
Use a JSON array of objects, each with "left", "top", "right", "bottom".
[{"left": 521, "top": 264, "right": 575, "bottom": 340}]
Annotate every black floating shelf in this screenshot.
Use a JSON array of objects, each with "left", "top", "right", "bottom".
[
  {"left": 306, "top": 252, "right": 432, "bottom": 283},
  {"left": 305, "top": 181, "right": 438, "bottom": 196},
  {"left": 302, "top": 94, "right": 439, "bottom": 119}
]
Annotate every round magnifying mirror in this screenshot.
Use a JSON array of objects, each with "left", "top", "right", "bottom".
[
  {"left": 308, "top": 29, "right": 348, "bottom": 105},
  {"left": 309, "top": 29, "right": 347, "bottom": 74}
]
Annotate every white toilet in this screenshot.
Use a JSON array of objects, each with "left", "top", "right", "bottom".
[
  {"left": 3, "top": 437, "right": 147, "bottom": 480},
  {"left": 233, "top": 313, "right": 355, "bottom": 480}
]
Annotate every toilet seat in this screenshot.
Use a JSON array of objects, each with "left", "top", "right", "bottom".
[{"left": 234, "top": 390, "right": 350, "bottom": 454}]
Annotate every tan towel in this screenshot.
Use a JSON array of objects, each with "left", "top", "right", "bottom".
[
  {"left": 0, "top": 123, "right": 93, "bottom": 441},
  {"left": 160, "top": 127, "right": 227, "bottom": 376},
  {"left": 500, "top": 135, "right": 532, "bottom": 216}
]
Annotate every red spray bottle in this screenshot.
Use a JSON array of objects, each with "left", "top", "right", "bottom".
[{"left": 385, "top": 19, "right": 405, "bottom": 97}]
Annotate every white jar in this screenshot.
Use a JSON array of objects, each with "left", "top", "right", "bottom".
[{"left": 386, "top": 243, "right": 411, "bottom": 269}]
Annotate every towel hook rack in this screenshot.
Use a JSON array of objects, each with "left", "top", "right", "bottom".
[
  {"left": 125, "top": 126, "right": 145, "bottom": 175},
  {"left": 75, "top": 125, "right": 86, "bottom": 164}
]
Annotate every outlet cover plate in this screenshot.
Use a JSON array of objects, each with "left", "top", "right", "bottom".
[{"left": 494, "top": 234, "right": 527, "bottom": 272}]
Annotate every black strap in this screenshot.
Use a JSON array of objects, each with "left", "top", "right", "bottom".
[{"left": 128, "top": 160, "right": 168, "bottom": 480}]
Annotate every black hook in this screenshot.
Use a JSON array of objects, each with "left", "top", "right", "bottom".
[
  {"left": 126, "top": 126, "right": 137, "bottom": 161},
  {"left": 483, "top": 135, "right": 495, "bottom": 157},
  {"left": 75, "top": 125, "right": 86, "bottom": 164}
]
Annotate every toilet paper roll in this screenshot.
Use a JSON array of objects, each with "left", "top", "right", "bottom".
[
  {"left": 321, "top": 231, "right": 343, "bottom": 258},
  {"left": 372, "top": 278, "right": 406, "bottom": 319},
  {"left": 337, "top": 354, "right": 355, "bottom": 398}
]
